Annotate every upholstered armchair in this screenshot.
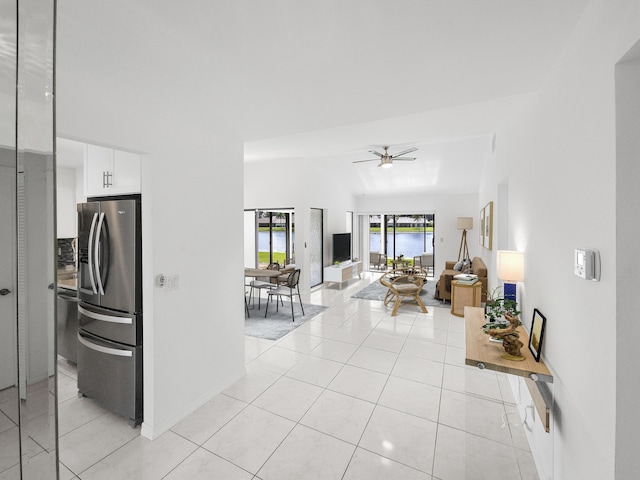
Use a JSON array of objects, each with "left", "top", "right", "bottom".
[
  {"left": 413, "top": 253, "right": 434, "bottom": 275},
  {"left": 369, "top": 252, "right": 388, "bottom": 270}
]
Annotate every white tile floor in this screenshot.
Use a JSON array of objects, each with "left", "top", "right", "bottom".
[{"left": 55, "top": 272, "right": 540, "bottom": 479}]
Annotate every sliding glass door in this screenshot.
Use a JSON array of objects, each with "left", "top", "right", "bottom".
[
  {"left": 253, "top": 209, "right": 295, "bottom": 267},
  {"left": 369, "top": 213, "right": 435, "bottom": 264}
]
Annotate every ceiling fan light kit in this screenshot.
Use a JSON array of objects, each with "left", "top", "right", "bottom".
[{"left": 353, "top": 145, "right": 418, "bottom": 168}]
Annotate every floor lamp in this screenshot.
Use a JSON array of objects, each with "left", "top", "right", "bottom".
[
  {"left": 456, "top": 217, "right": 473, "bottom": 262},
  {"left": 497, "top": 250, "right": 524, "bottom": 302}
]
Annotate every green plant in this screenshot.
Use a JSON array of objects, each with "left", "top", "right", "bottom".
[
  {"left": 483, "top": 286, "right": 521, "bottom": 321},
  {"left": 481, "top": 312, "right": 522, "bottom": 333}
]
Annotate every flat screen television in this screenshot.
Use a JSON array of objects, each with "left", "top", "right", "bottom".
[{"left": 332, "top": 233, "right": 351, "bottom": 263}]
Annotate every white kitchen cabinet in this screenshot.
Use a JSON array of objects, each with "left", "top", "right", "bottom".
[{"left": 84, "top": 144, "right": 141, "bottom": 197}]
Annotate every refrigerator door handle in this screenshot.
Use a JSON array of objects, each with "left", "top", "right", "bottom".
[
  {"left": 79, "top": 305, "right": 133, "bottom": 324},
  {"left": 94, "top": 212, "right": 106, "bottom": 295},
  {"left": 78, "top": 333, "right": 133, "bottom": 357},
  {"left": 87, "top": 212, "right": 99, "bottom": 294}
]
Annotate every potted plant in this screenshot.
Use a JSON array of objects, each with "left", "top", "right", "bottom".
[
  {"left": 483, "top": 286, "right": 502, "bottom": 321},
  {"left": 483, "top": 286, "right": 521, "bottom": 322}
]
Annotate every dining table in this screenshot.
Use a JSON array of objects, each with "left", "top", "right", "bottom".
[
  {"left": 244, "top": 265, "right": 295, "bottom": 281},
  {"left": 244, "top": 266, "right": 296, "bottom": 312}
]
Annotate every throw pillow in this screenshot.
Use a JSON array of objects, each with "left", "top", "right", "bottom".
[
  {"left": 453, "top": 261, "right": 463, "bottom": 271},
  {"left": 461, "top": 259, "right": 471, "bottom": 273}
]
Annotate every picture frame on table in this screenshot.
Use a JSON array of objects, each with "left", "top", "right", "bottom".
[{"left": 529, "top": 308, "right": 546, "bottom": 362}]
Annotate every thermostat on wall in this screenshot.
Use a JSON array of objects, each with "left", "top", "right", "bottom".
[{"left": 574, "top": 248, "right": 600, "bottom": 281}]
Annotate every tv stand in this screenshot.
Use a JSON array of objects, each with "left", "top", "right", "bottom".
[{"left": 324, "top": 261, "right": 362, "bottom": 288}]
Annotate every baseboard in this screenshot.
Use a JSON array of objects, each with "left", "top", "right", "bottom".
[{"left": 140, "top": 365, "right": 246, "bottom": 440}]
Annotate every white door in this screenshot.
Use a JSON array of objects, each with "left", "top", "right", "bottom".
[{"left": 0, "top": 161, "right": 17, "bottom": 390}]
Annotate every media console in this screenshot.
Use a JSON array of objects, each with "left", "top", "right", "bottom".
[{"left": 323, "top": 261, "right": 363, "bottom": 287}]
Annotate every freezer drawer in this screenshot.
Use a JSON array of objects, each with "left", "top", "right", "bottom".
[
  {"left": 77, "top": 331, "right": 142, "bottom": 426},
  {"left": 79, "top": 302, "right": 141, "bottom": 346}
]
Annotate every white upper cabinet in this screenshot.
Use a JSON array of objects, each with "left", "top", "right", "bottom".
[{"left": 84, "top": 144, "right": 141, "bottom": 197}]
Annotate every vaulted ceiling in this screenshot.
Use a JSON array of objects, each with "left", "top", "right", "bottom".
[{"left": 56, "top": 0, "right": 590, "bottom": 196}]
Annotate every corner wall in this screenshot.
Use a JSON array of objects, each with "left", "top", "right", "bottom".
[
  {"left": 478, "top": 1, "right": 640, "bottom": 477},
  {"left": 56, "top": 0, "right": 246, "bottom": 439},
  {"left": 614, "top": 40, "right": 640, "bottom": 480}
]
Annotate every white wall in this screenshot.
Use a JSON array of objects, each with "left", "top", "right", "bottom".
[
  {"left": 56, "top": 167, "right": 77, "bottom": 238},
  {"left": 478, "top": 1, "right": 640, "bottom": 477},
  {"left": 614, "top": 39, "right": 640, "bottom": 480},
  {"left": 56, "top": 0, "right": 246, "bottom": 439}
]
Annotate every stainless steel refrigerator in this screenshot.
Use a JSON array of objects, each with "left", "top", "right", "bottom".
[{"left": 76, "top": 195, "right": 142, "bottom": 427}]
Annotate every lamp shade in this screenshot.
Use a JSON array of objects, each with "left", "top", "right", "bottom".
[
  {"left": 497, "top": 250, "right": 524, "bottom": 282},
  {"left": 456, "top": 217, "right": 473, "bottom": 230}
]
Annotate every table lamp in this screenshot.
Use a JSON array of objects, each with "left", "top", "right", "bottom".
[
  {"left": 497, "top": 250, "right": 524, "bottom": 302},
  {"left": 456, "top": 217, "right": 473, "bottom": 262}
]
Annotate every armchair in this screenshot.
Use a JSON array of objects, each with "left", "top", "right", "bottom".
[
  {"left": 413, "top": 253, "right": 434, "bottom": 276},
  {"left": 369, "top": 252, "right": 388, "bottom": 270},
  {"left": 380, "top": 268, "right": 428, "bottom": 316}
]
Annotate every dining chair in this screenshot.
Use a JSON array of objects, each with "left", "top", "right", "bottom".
[
  {"left": 264, "top": 269, "right": 304, "bottom": 321},
  {"left": 413, "top": 253, "right": 434, "bottom": 276},
  {"left": 369, "top": 252, "right": 388, "bottom": 271},
  {"left": 249, "top": 262, "right": 280, "bottom": 309}
]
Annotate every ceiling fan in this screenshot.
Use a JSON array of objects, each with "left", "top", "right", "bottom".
[{"left": 352, "top": 145, "right": 418, "bottom": 168}]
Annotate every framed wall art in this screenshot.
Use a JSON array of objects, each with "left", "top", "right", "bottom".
[
  {"left": 482, "top": 201, "right": 493, "bottom": 250},
  {"left": 479, "top": 208, "right": 485, "bottom": 247},
  {"left": 528, "top": 308, "right": 546, "bottom": 362}
]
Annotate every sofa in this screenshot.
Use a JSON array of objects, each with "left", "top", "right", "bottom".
[{"left": 435, "top": 256, "right": 488, "bottom": 302}]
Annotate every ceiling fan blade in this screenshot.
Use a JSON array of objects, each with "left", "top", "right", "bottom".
[
  {"left": 392, "top": 157, "right": 416, "bottom": 161},
  {"left": 352, "top": 158, "right": 380, "bottom": 163},
  {"left": 368, "top": 150, "right": 384, "bottom": 158},
  {"left": 391, "top": 147, "right": 418, "bottom": 158}
]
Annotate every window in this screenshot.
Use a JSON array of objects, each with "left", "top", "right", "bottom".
[{"left": 369, "top": 213, "right": 435, "bottom": 263}]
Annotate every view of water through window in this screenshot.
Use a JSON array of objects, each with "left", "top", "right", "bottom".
[
  {"left": 370, "top": 232, "right": 434, "bottom": 258},
  {"left": 258, "top": 231, "right": 292, "bottom": 253}
]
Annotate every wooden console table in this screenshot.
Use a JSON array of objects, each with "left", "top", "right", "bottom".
[{"left": 464, "top": 306, "right": 553, "bottom": 432}]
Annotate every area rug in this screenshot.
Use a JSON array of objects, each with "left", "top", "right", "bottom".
[
  {"left": 351, "top": 278, "right": 443, "bottom": 308},
  {"left": 245, "top": 302, "right": 328, "bottom": 340}
]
